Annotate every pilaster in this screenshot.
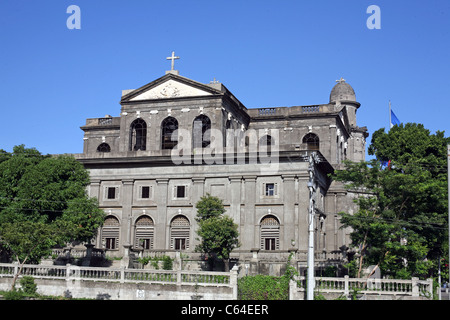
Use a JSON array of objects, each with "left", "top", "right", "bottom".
[
  {"left": 155, "top": 178, "right": 169, "bottom": 249},
  {"left": 242, "top": 175, "right": 257, "bottom": 251}
]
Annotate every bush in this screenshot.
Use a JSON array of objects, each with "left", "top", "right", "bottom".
[
  {"left": 162, "top": 256, "right": 174, "bottom": 270},
  {"left": 4, "top": 289, "right": 25, "bottom": 300},
  {"left": 238, "top": 275, "right": 289, "bottom": 300},
  {"left": 20, "top": 276, "right": 37, "bottom": 295}
]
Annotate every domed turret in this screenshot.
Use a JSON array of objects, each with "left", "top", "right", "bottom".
[{"left": 330, "top": 78, "right": 356, "bottom": 103}]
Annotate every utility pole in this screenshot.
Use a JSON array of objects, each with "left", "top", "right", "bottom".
[
  {"left": 307, "top": 152, "right": 318, "bottom": 300},
  {"left": 448, "top": 144, "right": 450, "bottom": 290}
]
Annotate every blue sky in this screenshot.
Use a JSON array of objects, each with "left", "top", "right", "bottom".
[{"left": 1, "top": 0, "right": 449, "bottom": 155}]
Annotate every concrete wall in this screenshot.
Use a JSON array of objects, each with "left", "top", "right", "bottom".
[{"left": 0, "top": 277, "right": 234, "bottom": 300}]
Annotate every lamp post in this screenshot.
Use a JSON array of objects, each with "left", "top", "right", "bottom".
[{"left": 307, "top": 152, "right": 319, "bottom": 300}]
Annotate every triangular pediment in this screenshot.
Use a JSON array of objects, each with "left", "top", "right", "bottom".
[{"left": 121, "top": 73, "right": 221, "bottom": 102}]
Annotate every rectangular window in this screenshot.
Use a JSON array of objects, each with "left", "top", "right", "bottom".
[
  {"left": 141, "top": 186, "right": 150, "bottom": 199},
  {"left": 265, "top": 183, "right": 275, "bottom": 196},
  {"left": 107, "top": 187, "right": 116, "bottom": 199},
  {"left": 105, "top": 238, "right": 116, "bottom": 249},
  {"left": 140, "top": 238, "right": 151, "bottom": 250},
  {"left": 265, "top": 238, "right": 276, "bottom": 250},
  {"left": 175, "top": 185, "right": 186, "bottom": 199},
  {"left": 175, "top": 238, "right": 186, "bottom": 250}
]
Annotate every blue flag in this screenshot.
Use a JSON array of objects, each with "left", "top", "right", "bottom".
[{"left": 390, "top": 109, "right": 400, "bottom": 128}]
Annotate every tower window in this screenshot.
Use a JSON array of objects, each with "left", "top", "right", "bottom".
[
  {"left": 303, "top": 133, "right": 320, "bottom": 151},
  {"left": 193, "top": 115, "right": 211, "bottom": 148},
  {"left": 161, "top": 117, "right": 178, "bottom": 150},
  {"left": 97, "top": 143, "right": 111, "bottom": 152},
  {"left": 130, "top": 118, "right": 147, "bottom": 151}
]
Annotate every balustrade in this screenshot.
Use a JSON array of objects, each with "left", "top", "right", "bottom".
[
  {"left": 293, "top": 275, "right": 433, "bottom": 298},
  {"left": 0, "top": 263, "right": 233, "bottom": 288}
]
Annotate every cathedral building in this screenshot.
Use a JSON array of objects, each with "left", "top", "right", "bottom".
[{"left": 75, "top": 54, "right": 368, "bottom": 275}]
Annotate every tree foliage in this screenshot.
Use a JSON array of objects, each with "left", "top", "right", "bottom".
[
  {"left": 334, "top": 124, "right": 449, "bottom": 280},
  {"left": 195, "top": 193, "right": 226, "bottom": 222},
  {"left": 195, "top": 194, "right": 240, "bottom": 271},
  {"left": 0, "top": 145, "right": 105, "bottom": 288}
]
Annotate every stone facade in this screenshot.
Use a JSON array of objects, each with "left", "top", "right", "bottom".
[{"left": 74, "top": 70, "right": 368, "bottom": 275}]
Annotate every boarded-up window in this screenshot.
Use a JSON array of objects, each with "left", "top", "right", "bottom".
[
  {"left": 170, "top": 215, "right": 190, "bottom": 250},
  {"left": 260, "top": 215, "right": 280, "bottom": 250},
  {"left": 102, "top": 216, "right": 120, "bottom": 250},
  {"left": 135, "top": 216, "right": 154, "bottom": 249}
]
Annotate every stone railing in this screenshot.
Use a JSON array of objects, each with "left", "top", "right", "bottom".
[
  {"left": 0, "top": 262, "right": 236, "bottom": 289},
  {"left": 0, "top": 263, "right": 238, "bottom": 300},
  {"left": 290, "top": 275, "right": 434, "bottom": 300},
  {"left": 51, "top": 247, "right": 105, "bottom": 259},
  {"left": 257, "top": 108, "right": 277, "bottom": 116}
]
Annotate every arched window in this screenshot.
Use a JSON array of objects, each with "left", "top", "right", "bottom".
[
  {"left": 97, "top": 143, "right": 111, "bottom": 153},
  {"left": 161, "top": 117, "right": 178, "bottom": 150},
  {"left": 134, "top": 216, "right": 154, "bottom": 250},
  {"left": 102, "top": 216, "right": 120, "bottom": 250},
  {"left": 193, "top": 115, "right": 211, "bottom": 148},
  {"left": 303, "top": 133, "right": 319, "bottom": 151},
  {"left": 130, "top": 119, "right": 147, "bottom": 151},
  {"left": 259, "top": 135, "right": 274, "bottom": 153},
  {"left": 170, "top": 215, "right": 190, "bottom": 250},
  {"left": 260, "top": 215, "right": 280, "bottom": 250}
]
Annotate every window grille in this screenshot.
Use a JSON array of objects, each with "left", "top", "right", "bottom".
[
  {"left": 303, "top": 133, "right": 320, "bottom": 151},
  {"left": 161, "top": 117, "right": 178, "bottom": 149},
  {"left": 260, "top": 215, "right": 280, "bottom": 250},
  {"left": 130, "top": 119, "right": 147, "bottom": 151},
  {"left": 135, "top": 216, "right": 154, "bottom": 249},
  {"left": 102, "top": 216, "right": 120, "bottom": 250},
  {"left": 170, "top": 215, "right": 190, "bottom": 250}
]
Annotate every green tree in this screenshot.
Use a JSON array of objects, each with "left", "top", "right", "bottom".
[
  {"left": 195, "top": 193, "right": 226, "bottom": 222},
  {"left": 195, "top": 194, "right": 240, "bottom": 272},
  {"left": 334, "top": 124, "right": 449, "bottom": 280},
  {"left": 0, "top": 145, "right": 105, "bottom": 288}
]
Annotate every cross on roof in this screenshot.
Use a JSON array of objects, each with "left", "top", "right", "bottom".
[
  {"left": 336, "top": 77, "right": 346, "bottom": 84},
  {"left": 166, "top": 51, "right": 180, "bottom": 71}
]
